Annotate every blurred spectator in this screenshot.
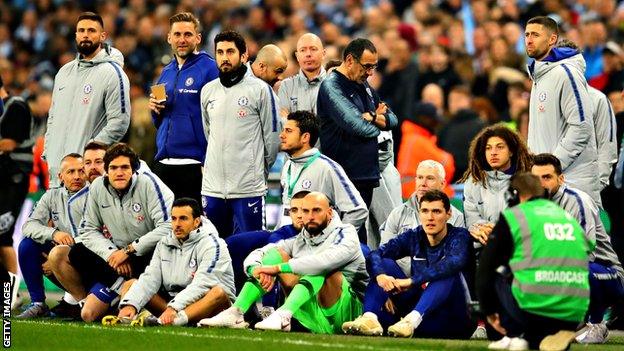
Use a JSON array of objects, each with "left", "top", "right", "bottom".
[
  {"left": 589, "top": 41, "right": 624, "bottom": 94},
  {"left": 415, "top": 44, "right": 462, "bottom": 98}
]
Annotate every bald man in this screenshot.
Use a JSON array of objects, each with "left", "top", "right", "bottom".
[
  {"left": 248, "top": 44, "right": 288, "bottom": 87},
  {"left": 199, "top": 192, "right": 369, "bottom": 334},
  {"left": 278, "top": 33, "right": 327, "bottom": 115}
]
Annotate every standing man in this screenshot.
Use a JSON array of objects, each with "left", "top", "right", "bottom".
[
  {"left": 0, "top": 75, "right": 33, "bottom": 307},
  {"left": 150, "top": 12, "right": 219, "bottom": 203},
  {"left": 200, "top": 31, "right": 280, "bottom": 237},
  {"left": 44, "top": 12, "right": 130, "bottom": 188},
  {"left": 278, "top": 33, "right": 326, "bottom": 116},
  {"left": 525, "top": 16, "right": 600, "bottom": 204},
  {"left": 477, "top": 173, "right": 592, "bottom": 351},
  {"left": 247, "top": 44, "right": 288, "bottom": 88},
  {"left": 317, "top": 38, "right": 398, "bottom": 243}
]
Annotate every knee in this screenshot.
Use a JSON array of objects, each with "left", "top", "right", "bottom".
[
  {"left": 47, "top": 246, "right": 69, "bottom": 269},
  {"left": 18, "top": 238, "right": 38, "bottom": 256},
  {"left": 81, "top": 306, "right": 101, "bottom": 323},
  {"left": 208, "top": 285, "right": 229, "bottom": 304},
  {"left": 261, "top": 247, "right": 288, "bottom": 265}
]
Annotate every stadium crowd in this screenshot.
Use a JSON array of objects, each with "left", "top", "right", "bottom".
[{"left": 1, "top": 1, "right": 624, "bottom": 350}]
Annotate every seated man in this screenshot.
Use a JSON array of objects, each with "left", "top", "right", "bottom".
[
  {"left": 198, "top": 192, "right": 368, "bottom": 334},
  {"left": 17, "top": 153, "right": 88, "bottom": 318},
  {"left": 343, "top": 190, "right": 474, "bottom": 339},
  {"left": 117, "top": 198, "right": 235, "bottom": 326},
  {"left": 477, "top": 173, "right": 592, "bottom": 351},
  {"left": 532, "top": 153, "right": 624, "bottom": 344},
  {"left": 49, "top": 143, "right": 174, "bottom": 322}
]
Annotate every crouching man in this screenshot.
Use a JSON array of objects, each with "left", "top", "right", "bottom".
[
  {"left": 198, "top": 192, "right": 369, "bottom": 333},
  {"left": 117, "top": 198, "right": 235, "bottom": 326},
  {"left": 343, "top": 190, "right": 475, "bottom": 338}
]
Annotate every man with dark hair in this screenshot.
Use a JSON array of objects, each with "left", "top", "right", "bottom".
[
  {"left": 477, "top": 172, "right": 592, "bottom": 351},
  {"left": 0, "top": 75, "right": 34, "bottom": 307},
  {"left": 44, "top": 11, "right": 130, "bottom": 188},
  {"left": 525, "top": 15, "right": 600, "bottom": 204},
  {"left": 531, "top": 153, "right": 624, "bottom": 344},
  {"left": 49, "top": 143, "right": 174, "bottom": 322},
  {"left": 116, "top": 198, "right": 235, "bottom": 326},
  {"left": 343, "top": 190, "right": 474, "bottom": 339},
  {"left": 199, "top": 30, "right": 280, "bottom": 238},
  {"left": 83, "top": 141, "right": 107, "bottom": 183},
  {"left": 149, "top": 12, "right": 218, "bottom": 203},
  {"left": 317, "top": 38, "right": 398, "bottom": 243},
  {"left": 17, "top": 153, "right": 87, "bottom": 318}
]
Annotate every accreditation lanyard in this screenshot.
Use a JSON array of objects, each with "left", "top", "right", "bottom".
[{"left": 286, "top": 152, "right": 321, "bottom": 199}]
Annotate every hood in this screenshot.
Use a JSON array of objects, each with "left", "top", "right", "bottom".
[
  {"left": 288, "top": 148, "right": 321, "bottom": 164},
  {"left": 164, "top": 217, "right": 215, "bottom": 248},
  {"left": 528, "top": 47, "right": 586, "bottom": 80},
  {"left": 78, "top": 44, "right": 125, "bottom": 68},
  {"left": 300, "top": 212, "right": 343, "bottom": 246}
]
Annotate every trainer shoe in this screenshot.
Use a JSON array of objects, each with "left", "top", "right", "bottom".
[
  {"left": 254, "top": 310, "right": 291, "bottom": 332},
  {"left": 197, "top": 306, "right": 249, "bottom": 329},
  {"left": 101, "top": 315, "right": 132, "bottom": 326},
  {"left": 488, "top": 336, "right": 528, "bottom": 350},
  {"left": 576, "top": 322, "right": 608, "bottom": 344},
  {"left": 470, "top": 325, "right": 488, "bottom": 339},
  {"left": 131, "top": 310, "right": 160, "bottom": 327},
  {"left": 16, "top": 303, "right": 50, "bottom": 319},
  {"left": 50, "top": 300, "right": 81, "bottom": 320},
  {"left": 387, "top": 318, "right": 415, "bottom": 338},
  {"left": 539, "top": 330, "right": 576, "bottom": 351},
  {"left": 342, "top": 314, "right": 383, "bottom": 336}
]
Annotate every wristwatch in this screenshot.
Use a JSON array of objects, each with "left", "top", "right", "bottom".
[
  {"left": 123, "top": 244, "right": 135, "bottom": 256},
  {"left": 370, "top": 111, "right": 377, "bottom": 123}
]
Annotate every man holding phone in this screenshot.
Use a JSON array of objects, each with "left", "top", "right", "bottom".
[{"left": 149, "top": 12, "right": 218, "bottom": 203}]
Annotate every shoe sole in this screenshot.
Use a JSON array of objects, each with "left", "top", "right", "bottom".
[
  {"left": 198, "top": 322, "right": 249, "bottom": 329},
  {"left": 346, "top": 326, "right": 383, "bottom": 336},
  {"left": 387, "top": 329, "right": 413, "bottom": 338},
  {"left": 539, "top": 330, "right": 576, "bottom": 351}
]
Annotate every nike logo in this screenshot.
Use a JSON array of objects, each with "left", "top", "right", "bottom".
[
  {"left": 247, "top": 201, "right": 259, "bottom": 207},
  {"left": 101, "top": 204, "right": 111, "bottom": 208},
  {"left": 412, "top": 256, "right": 426, "bottom": 261},
  {"left": 59, "top": 87, "right": 66, "bottom": 91},
  {"left": 477, "top": 201, "right": 484, "bottom": 205},
  {"left": 99, "top": 288, "right": 112, "bottom": 298}
]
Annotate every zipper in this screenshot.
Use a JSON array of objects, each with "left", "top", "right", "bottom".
[{"left": 221, "top": 87, "right": 228, "bottom": 199}]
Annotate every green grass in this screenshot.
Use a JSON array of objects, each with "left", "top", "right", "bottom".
[{"left": 10, "top": 319, "right": 624, "bottom": 351}]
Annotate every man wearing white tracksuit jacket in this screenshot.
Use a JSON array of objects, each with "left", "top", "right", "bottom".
[
  {"left": 118, "top": 198, "right": 235, "bottom": 326},
  {"left": 588, "top": 86, "right": 618, "bottom": 190},
  {"left": 526, "top": 18, "right": 599, "bottom": 204}
]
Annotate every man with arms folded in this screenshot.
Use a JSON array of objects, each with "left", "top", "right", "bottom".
[
  {"left": 117, "top": 198, "right": 235, "bottom": 326},
  {"left": 198, "top": 192, "right": 368, "bottom": 334}
]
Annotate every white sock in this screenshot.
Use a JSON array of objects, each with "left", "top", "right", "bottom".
[
  {"left": 405, "top": 311, "right": 422, "bottom": 329},
  {"left": 363, "top": 312, "right": 378, "bottom": 320},
  {"left": 62, "top": 292, "right": 79, "bottom": 305},
  {"left": 173, "top": 310, "right": 188, "bottom": 326},
  {"left": 275, "top": 308, "right": 293, "bottom": 319}
]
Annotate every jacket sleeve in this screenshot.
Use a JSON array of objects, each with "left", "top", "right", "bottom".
[
  {"left": 379, "top": 207, "right": 403, "bottom": 246},
  {"left": 93, "top": 64, "right": 131, "bottom": 144},
  {"left": 277, "top": 82, "right": 291, "bottom": 113},
  {"left": 132, "top": 175, "right": 174, "bottom": 256},
  {"left": 451, "top": 207, "right": 466, "bottom": 228},
  {"left": 553, "top": 68, "right": 593, "bottom": 171},
  {"left": 169, "top": 236, "right": 233, "bottom": 311},
  {"left": 371, "top": 88, "right": 398, "bottom": 131},
  {"left": 200, "top": 85, "right": 210, "bottom": 141},
  {"left": 410, "top": 228, "right": 470, "bottom": 285},
  {"left": 68, "top": 192, "right": 89, "bottom": 237},
  {"left": 593, "top": 95, "right": 618, "bottom": 188},
  {"left": 368, "top": 230, "right": 412, "bottom": 278},
  {"left": 21, "top": 192, "right": 56, "bottom": 244},
  {"left": 317, "top": 81, "right": 380, "bottom": 138},
  {"left": 243, "top": 242, "right": 279, "bottom": 276},
  {"left": 79, "top": 186, "right": 117, "bottom": 261},
  {"left": 258, "top": 84, "right": 281, "bottom": 170},
  {"left": 120, "top": 242, "right": 164, "bottom": 311},
  {"left": 325, "top": 165, "right": 369, "bottom": 230},
  {"left": 288, "top": 226, "right": 361, "bottom": 276},
  {"left": 462, "top": 180, "right": 488, "bottom": 230}
]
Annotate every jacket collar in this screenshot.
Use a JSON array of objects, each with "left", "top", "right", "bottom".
[
  {"left": 288, "top": 148, "right": 320, "bottom": 164},
  {"left": 300, "top": 214, "right": 342, "bottom": 246}
]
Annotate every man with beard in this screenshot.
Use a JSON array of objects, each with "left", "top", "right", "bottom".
[
  {"left": 525, "top": 16, "right": 600, "bottom": 204},
  {"left": 198, "top": 192, "right": 368, "bottom": 334},
  {"left": 199, "top": 30, "right": 280, "bottom": 238},
  {"left": 44, "top": 12, "right": 130, "bottom": 188},
  {"left": 278, "top": 33, "right": 327, "bottom": 116},
  {"left": 247, "top": 44, "right": 288, "bottom": 88},
  {"left": 149, "top": 12, "right": 218, "bottom": 203}
]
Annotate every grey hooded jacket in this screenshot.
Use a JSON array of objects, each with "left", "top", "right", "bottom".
[
  {"left": 244, "top": 216, "right": 369, "bottom": 299},
  {"left": 79, "top": 172, "right": 173, "bottom": 261},
  {"left": 22, "top": 185, "right": 89, "bottom": 244},
  {"left": 527, "top": 48, "right": 599, "bottom": 204},
  {"left": 463, "top": 171, "right": 512, "bottom": 230},
  {"left": 120, "top": 218, "right": 236, "bottom": 312},
  {"left": 44, "top": 45, "right": 130, "bottom": 188},
  {"left": 200, "top": 73, "right": 281, "bottom": 198},
  {"left": 280, "top": 148, "right": 368, "bottom": 230},
  {"left": 588, "top": 86, "right": 618, "bottom": 190},
  {"left": 380, "top": 193, "right": 465, "bottom": 275}
]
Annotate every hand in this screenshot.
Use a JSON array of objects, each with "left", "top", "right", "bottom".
[
  {"left": 487, "top": 313, "right": 507, "bottom": 335},
  {"left": 392, "top": 278, "right": 413, "bottom": 294},
  {"left": 383, "top": 298, "right": 396, "bottom": 314},
  {"left": 148, "top": 95, "right": 166, "bottom": 114},
  {"left": 52, "top": 231, "right": 75, "bottom": 246},
  {"left": 375, "top": 102, "right": 388, "bottom": 116},
  {"left": 116, "top": 261, "right": 133, "bottom": 278},
  {"left": 41, "top": 253, "right": 52, "bottom": 276},
  {"left": 252, "top": 265, "right": 280, "bottom": 277},
  {"left": 118, "top": 305, "right": 137, "bottom": 320},
  {"left": 252, "top": 266, "right": 279, "bottom": 291},
  {"left": 361, "top": 112, "right": 374, "bottom": 123},
  {"left": 159, "top": 307, "right": 178, "bottom": 325},
  {"left": 376, "top": 274, "right": 398, "bottom": 292},
  {"left": 108, "top": 249, "right": 129, "bottom": 269},
  {"left": 470, "top": 223, "right": 493, "bottom": 245}
]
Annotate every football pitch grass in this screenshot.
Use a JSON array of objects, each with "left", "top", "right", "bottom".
[{"left": 11, "top": 319, "right": 624, "bottom": 351}]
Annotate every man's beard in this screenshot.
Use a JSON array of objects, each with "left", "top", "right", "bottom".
[
  {"left": 304, "top": 219, "right": 328, "bottom": 236},
  {"left": 77, "top": 41, "right": 101, "bottom": 57},
  {"left": 527, "top": 47, "right": 548, "bottom": 60},
  {"left": 219, "top": 63, "right": 247, "bottom": 88}
]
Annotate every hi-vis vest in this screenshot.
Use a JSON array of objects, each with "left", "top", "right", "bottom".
[{"left": 503, "top": 199, "right": 592, "bottom": 322}]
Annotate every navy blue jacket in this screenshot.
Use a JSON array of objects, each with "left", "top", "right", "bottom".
[
  {"left": 153, "top": 51, "right": 218, "bottom": 162},
  {"left": 368, "top": 224, "right": 471, "bottom": 285},
  {"left": 317, "top": 70, "right": 398, "bottom": 183}
]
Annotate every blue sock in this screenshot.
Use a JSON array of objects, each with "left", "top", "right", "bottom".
[{"left": 18, "top": 238, "right": 50, "bottom": 303}]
